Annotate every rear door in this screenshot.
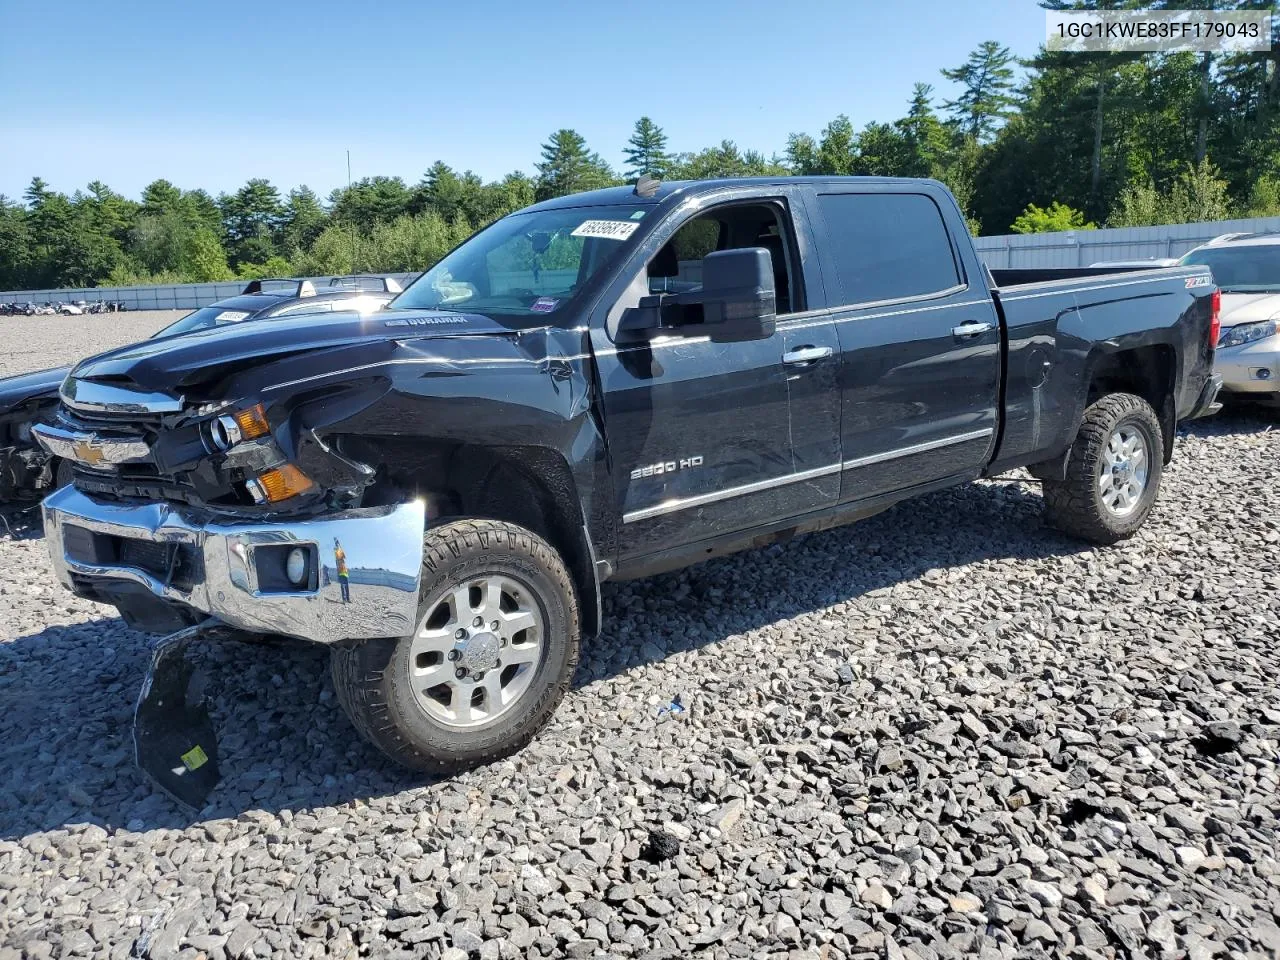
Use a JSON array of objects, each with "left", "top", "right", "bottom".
[{"left": 805, "top": 186, "right": 1000, "bottom": 502}]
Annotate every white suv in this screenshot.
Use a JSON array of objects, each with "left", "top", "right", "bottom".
[{"left": 1180, "top": 233, "right": 1280, "bottom": 408}]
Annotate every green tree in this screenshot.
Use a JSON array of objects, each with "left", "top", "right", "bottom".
[
  {"left": 1245, "top": 174, "right": 1280, "bottom": 217},
  {"left": 853, "top": 122, "right": 909, "bottom": 176},
  {"left": 1010, "top": 201, "right": 1095, "bottom": 234},
  {"left": 1167, "top": 158, "right": 1234, "bottom": 222},
  {"left": 0, "top": 196, "right": 34, "bottom": 289},
  {"left": 329, "top": 176, "right": 412, "bottom": 231},
  {"left": 815, "top": 116, "right": 857, "bottom": 175},
  {"left": 623, "top": 117, "right": 673, "bottom": 181},
  {"left": 219, "top": 178, "right": 285, "bottom": 266},
  {"left": 941, "top": 41, "right": 1017, "bottom": 141},
  {"left": 1108, "top": 180, "right": 1164, "bottom": 227},
  {"left": 281, "top": 186, "right": 328, "bottom": 253},
  {"left": 896, "top": 83, "right": 951, "bottom": 178},
  {"left": 785, "top": 133, "right": 820, "bottom": 174},
  {"left": 140, "top": 179, "right": 183, "bottom": 217},
  {"left": 535, "top": 129, "right": 616, "bottom": 200}
]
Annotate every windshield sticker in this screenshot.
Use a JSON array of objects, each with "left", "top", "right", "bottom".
[
  {"left": 215, "top": 310, "right": 252, "bottom": 323},
  {"left": 530, "top": 297, "right": 560, "bottom": 313},
  {"left": 571, "top": 219, "right": 640, "bottom": 241}
]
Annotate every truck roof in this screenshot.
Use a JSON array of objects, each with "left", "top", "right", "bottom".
[{"left": 524, "top": 176, "right": 948, "bottom": 212}]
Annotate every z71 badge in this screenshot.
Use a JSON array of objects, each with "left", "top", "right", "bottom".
[
  {"left": 1184, "top": 276, "right": 1212, "bottom": 288},
  {"left": 630, "top": 456, "right": 703, "bottom": 480}
]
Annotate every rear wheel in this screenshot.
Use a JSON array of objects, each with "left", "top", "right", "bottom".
[
  {"left": 331, "top": 519, "right": 579, "bottom": 773},
  {"left": 1042, "top": 392, "right": 1164, "bottom": 544}
]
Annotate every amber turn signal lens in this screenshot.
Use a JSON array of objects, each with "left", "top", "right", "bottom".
[
  {"left": 246, "top": 464, "right": 314, "bottom": 503},
  {"left": 233, "top": 404, "right": 271, "bottom": 441}
]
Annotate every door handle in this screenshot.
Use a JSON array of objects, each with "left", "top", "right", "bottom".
[
  {"left": 952, "top": 321, "right": 995, "bottom": 339},
  {"left": 782, "top": 345, "right": 833, "bottom": 365}
]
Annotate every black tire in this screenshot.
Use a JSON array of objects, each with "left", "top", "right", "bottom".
[
  {"left": 330, "top": 519, "right": 579, "bottom": 773},
  {"left": 1042, "top": 392, "right": 1164, "bottom": 545},
  {"left": 53, "top": 458, "right": 75, "bottom": 490}
]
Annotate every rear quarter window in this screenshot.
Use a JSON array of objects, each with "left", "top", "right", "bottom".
[{"left": 816, "top": 193, "right": 962, "bottom": 305}]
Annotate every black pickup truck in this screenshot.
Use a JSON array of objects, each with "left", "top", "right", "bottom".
[{"left": 37, "top": 177, "right": 1222, "bottom": 789}]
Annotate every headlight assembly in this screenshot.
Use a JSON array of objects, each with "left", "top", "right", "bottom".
[
  {"left": 208, "top": 403, "right": 271, "bottom": 452},
  {"left": 1218, "top": 319, "right": 1278, "bottom": 349}
]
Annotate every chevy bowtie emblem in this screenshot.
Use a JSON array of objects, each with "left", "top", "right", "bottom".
[{"left": 72, "top": 439, "right": 106, "bottom": 466}]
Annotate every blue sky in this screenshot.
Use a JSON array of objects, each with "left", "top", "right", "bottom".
[{"left": 0, "top": 0, "right": 1046, "bottom": 202}]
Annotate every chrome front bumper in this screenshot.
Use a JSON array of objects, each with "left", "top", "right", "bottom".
[{"left": 42, "top": 486, "right": 425, "bottom": 643}]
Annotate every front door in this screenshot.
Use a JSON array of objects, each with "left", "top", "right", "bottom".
[{"left": 591, "top": 194, "right": 840, "bottom": 560}]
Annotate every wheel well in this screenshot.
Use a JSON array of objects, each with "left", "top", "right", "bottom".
[
  {"left": 360, "top": 440, "right": 599, "bottom": 637},
  {"left": 1086, "top": 345, "right": 1176, "bottom": 462}
]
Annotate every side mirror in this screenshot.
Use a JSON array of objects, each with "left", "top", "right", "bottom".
[
  {"left": 699, "top": 247, "right": 777, "bottom": 341},
  {"left": 616, "top": 246, "right": 777, "bottom": 343}
]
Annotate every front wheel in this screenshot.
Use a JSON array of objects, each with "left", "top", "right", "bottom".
[
  {"left": 1042, "top": 392, "right": 1165, "bottom": 545},
  {"left": 331, "top": 519, "right": 579, "bottom": 773}
]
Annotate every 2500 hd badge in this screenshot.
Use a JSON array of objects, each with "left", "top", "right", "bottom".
[{"left": 630, "top": 455, "right": 704, "bottom": 480}]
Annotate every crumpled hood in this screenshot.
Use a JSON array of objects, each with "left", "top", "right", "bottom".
[
  {"left": 1219, "top": 293, "right": 1280, "bottom": 328},
  {"left": 69, "top": 309, "right": 518, "bottom": 392},
  {"left": 0, "top": 365, "right": 71, "bottom": 412}
]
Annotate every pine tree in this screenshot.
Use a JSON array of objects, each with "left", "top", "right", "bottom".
[
  {"left": 896, "top": 83, "right": 951, "bottom": 177},
  {"left": 535, "top": 130, "right": 615, "bottom": 200},
  {"left": 941, "top": 41, "right": 1017, "bottom": 141},
  {"left": 623, "top": 117, "right": 672, "bottom": 181},
  {"left": 281, "top": 186, "right": 328, "bottom": 252}
]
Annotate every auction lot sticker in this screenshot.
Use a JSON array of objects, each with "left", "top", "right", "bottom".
[{"left": 571, "top": 220, "right": 640, "bottom": 241}]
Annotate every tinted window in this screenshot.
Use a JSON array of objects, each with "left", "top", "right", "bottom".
[
  {"left": 816, "top": 193, "right": 962, "bottom": 305},
  {"left": 1179, "top": 244, "right": 1280, "bottom": 293}
]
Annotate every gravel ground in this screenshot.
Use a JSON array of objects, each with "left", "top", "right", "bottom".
[
  {"left": 0, "top": 330, "right": 1277, "bottom": 958},
  {"left": 0, "top": 311, "right": 182, "bottom": 376}
]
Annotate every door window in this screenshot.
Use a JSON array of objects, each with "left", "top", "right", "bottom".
[
  {"left": 816, "top": 193, "right": 962, "bottom": 306},
  {"left": 644, "top": 203, "right": 800, "bottom": 314}
]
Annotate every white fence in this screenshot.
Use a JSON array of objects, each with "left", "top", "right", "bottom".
[
  {"left": 3, "top": 214, "right": 1279, "bottom": 307},
  {"left": 972, "top": 215, "right": 1280, "bottom": 268},
  {"left": 0, "top": 274, "right": 421, "bottom": 311}
]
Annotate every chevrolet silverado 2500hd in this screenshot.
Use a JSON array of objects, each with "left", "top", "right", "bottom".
[{"left": 37, "top": 177, "right": 1222, "bottom": 787}]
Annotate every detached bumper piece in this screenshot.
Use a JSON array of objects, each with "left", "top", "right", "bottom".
[
  {"left": 43, "top": 486, "right": 425, "bottom": 644},
  {"left": 134, "top": 624, "right": 224, "bottom": 809}
]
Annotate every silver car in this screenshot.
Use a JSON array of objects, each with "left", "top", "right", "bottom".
[{"left": 1180, "top": 233, "right": 1280, "bottom": 408}]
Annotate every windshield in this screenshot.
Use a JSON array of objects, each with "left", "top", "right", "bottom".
[
  {"left": 153, "top": 305, "right": 262, "bottom": 338},
  {"left": 1179, "top": 245, "right": 1280, "bottom": 293},
  {"left": 388, "top": 204, "right": 650, "bottom": 323}
]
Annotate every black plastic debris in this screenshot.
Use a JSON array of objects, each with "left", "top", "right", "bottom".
[
  {"left": 133, "top": 625, "right": 221, "bottom": 809},
  {"left": 1194, "top": 720, "right": 1244, "bottom": 756},
  {"left": 641, "top": 828, "right": 681, "bottom": 864},
  {"left": 1059, "top": 797, "right": 1104, "bottom": 826}
]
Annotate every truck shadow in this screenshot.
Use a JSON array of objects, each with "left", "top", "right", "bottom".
[
  {"left": 1180, "top": 404, "right": 1277, "bottom": 438},
  {"left": 0, "top": 477, "right": 1090, "bottom": 839}
]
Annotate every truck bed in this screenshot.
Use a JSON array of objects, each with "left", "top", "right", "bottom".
[{"left": 984, "top": 265, "right": 1216, "bottom": 475}]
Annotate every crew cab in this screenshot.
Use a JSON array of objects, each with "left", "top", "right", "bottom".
[
  {"left": 0, "top": 276, "right": 401, "bottom": 502},
  {"left": 37, "top": 178, "right": 1221, "bottom": 779}
]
